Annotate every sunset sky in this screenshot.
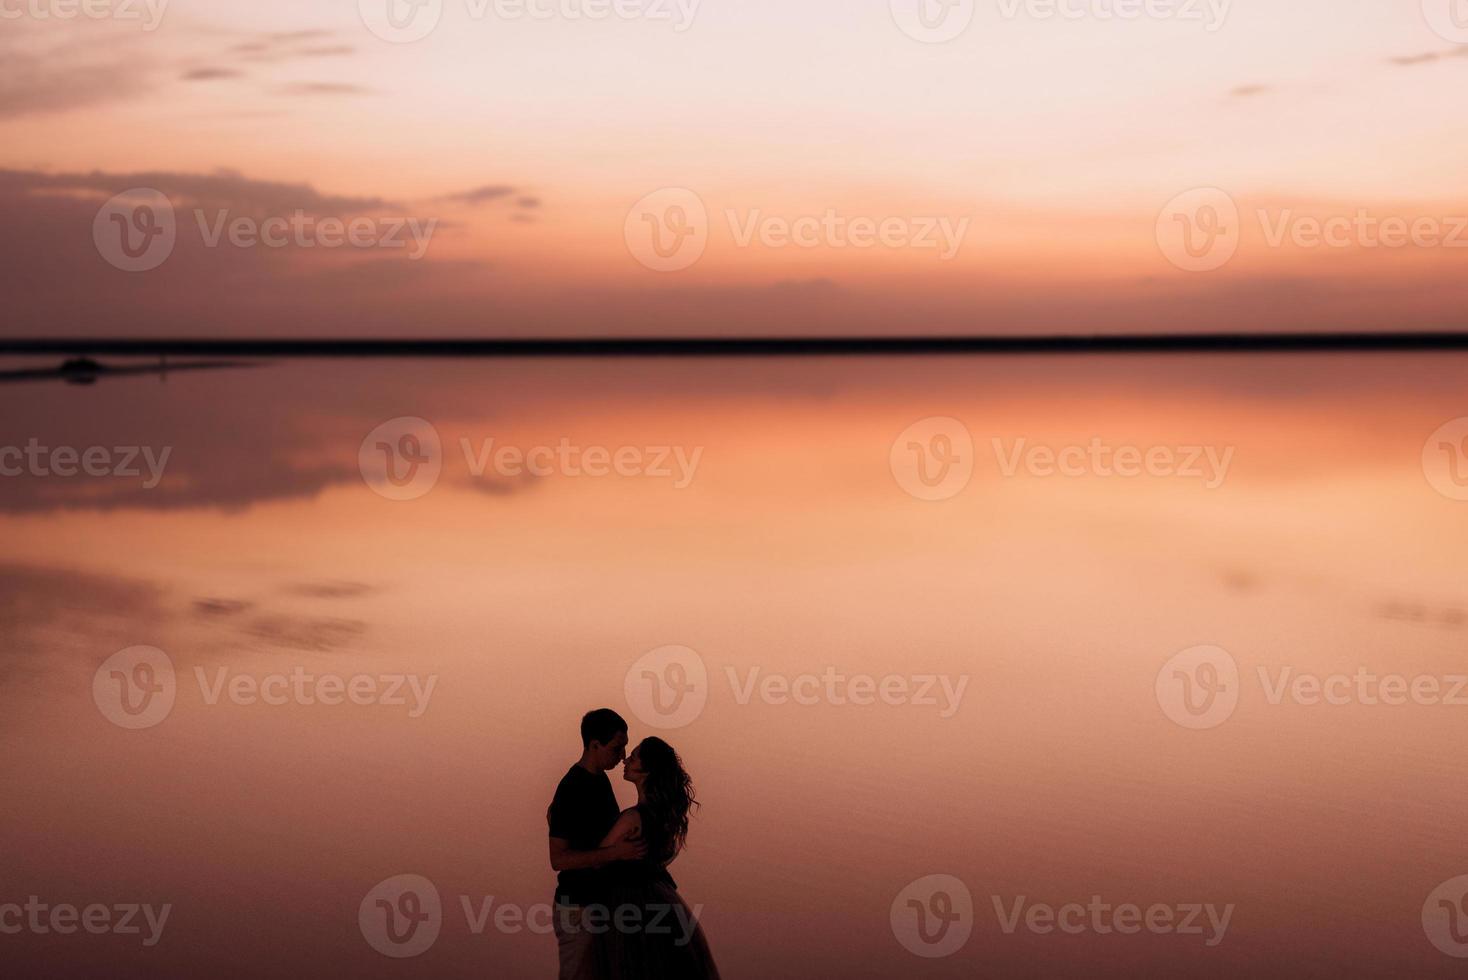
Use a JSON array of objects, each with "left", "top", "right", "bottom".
[{"left": 4, "top": 1, "right": 1468, "bottom": 336}]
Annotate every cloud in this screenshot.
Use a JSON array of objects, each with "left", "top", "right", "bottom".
[
  {"left": 238, "top": 614, "right": 367, "bottom": 652},
  {"left": 1229, "top": 84, "right": 1272, "bottom": 98},
  {"left": 283, "top": 581, "right": 375, "bottom": 599},
  {"left": 443, "top": 185, "right": 518, "bottom": 205},
  {"left": 0, "top": 35, "right": 158, "bottom": 119},
  {"left": 295, "top": 46, "right": 357, "bottom": 58},
  {"left": 0, "top": 563, "right": 166, "bottom": 682},
  {"left": 1387, "top": 48, "right": 1468, "bottom": 67},
  {"left": 182, "top": 68, "right": 245, "bottom": 81},
  {"left": 277, "top": 82, "right": 373, "bottom": 97},
  {"left": 233, "top": 35, "right": 358, "bottom": 63},
  {"left": 0, "top": 166, "right": 394, "bottom": 215}
]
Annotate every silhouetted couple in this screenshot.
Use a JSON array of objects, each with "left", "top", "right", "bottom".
[{"left": 547, "top": 709, "right": 720, "bottom": 979}]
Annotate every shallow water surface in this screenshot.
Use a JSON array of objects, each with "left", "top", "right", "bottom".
[{"left": 2, "top": 354, "right": 1466, "bottom": 977}]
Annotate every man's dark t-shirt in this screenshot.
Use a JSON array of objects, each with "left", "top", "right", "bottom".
[{"left": 548, "top": 764, "right": 620, "bottom": 906}]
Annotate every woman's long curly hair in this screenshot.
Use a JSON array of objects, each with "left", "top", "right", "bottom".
[{"left": 635, "top": 737, "right": 698, "bottom": 861}]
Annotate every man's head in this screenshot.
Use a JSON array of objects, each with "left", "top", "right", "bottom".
[{"left": 580, "top": 708, "right": 629, "bottom": 771}]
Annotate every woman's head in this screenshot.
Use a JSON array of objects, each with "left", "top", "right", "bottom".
[{"left": 622, "top": 737, "right": 698, "bottom": 856}]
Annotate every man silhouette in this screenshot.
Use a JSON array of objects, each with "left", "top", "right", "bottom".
[{"left": 548, "top": 708, "right": 646, "bottom": 979}]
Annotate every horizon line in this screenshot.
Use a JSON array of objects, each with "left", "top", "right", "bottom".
[{"left": 4, "top": 332, "right": 1468, "bottom": 357}]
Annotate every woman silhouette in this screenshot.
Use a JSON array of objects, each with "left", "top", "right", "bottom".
[{"left": 594, "top": 737, "right": 720, "bottom": 978}]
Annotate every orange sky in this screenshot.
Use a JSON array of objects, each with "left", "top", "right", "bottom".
[{"left": 2, "top": 3, "right": 1467, "bottom": 334}]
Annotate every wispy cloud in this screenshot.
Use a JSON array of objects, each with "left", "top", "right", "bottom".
[
  {"left": 443, "top": 185, "right": 517, "bottom": 205},
  {"left": 277, "top": 82, "right": 373, "bottom": 97},
  {"left": 1387, "top": 48, "right": 1468, "bottom": 68},
  {"left": 182, "top": 67, "right": 245, "bottom": 81}
]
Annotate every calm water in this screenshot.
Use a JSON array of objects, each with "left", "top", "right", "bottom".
[{"left": 2, "top": 354, "right": 1467, "bottom": 977}]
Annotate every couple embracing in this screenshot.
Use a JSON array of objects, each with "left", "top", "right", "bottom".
[{"left": 547, "top": 709, "right": 720, "bottom": 979}]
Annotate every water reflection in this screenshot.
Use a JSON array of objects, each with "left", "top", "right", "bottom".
[{"left": 2, "top": 355, "right": 1466, "bottom": 977}]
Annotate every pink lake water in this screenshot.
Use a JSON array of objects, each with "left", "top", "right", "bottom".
[{"left": 2, "top": 353, "right": 1466, "bottom": 977}]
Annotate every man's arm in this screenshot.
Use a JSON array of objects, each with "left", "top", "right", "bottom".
[{"left": 548, "top": 835, "right": 646, "bottom": 872}]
